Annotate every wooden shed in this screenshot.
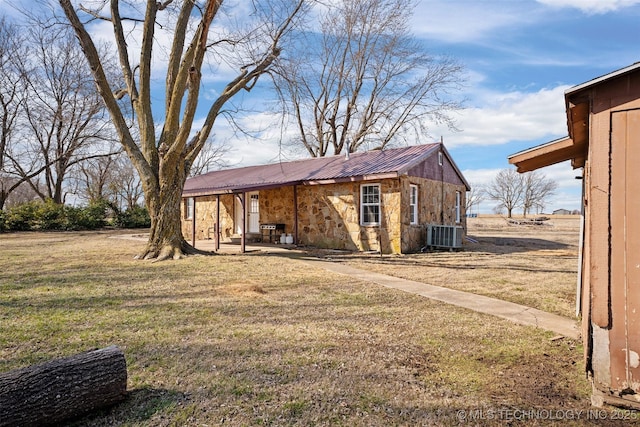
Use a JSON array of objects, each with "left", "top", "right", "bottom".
[{"left": 509, "top": 62, "right": 640, "bottom": 408}]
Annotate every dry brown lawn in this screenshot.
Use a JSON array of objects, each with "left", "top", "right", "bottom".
[
  {"left": 1, "top": 221, "right": 637, "bottom": 426},
  {"left": 340, "top": 215, "right": 581, "bottom": 318}
]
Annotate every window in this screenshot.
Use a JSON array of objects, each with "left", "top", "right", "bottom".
[
  {"left": 185, "top": 197, "right": 194, "bottom": 220},
  {"left": 438, "top": 151, "right": 443, "bottom": 166},
  {"left": 455, "top": 191, "right": 461, "bottom": 223},
  {"left": 360, "top": 184, "right": 380, "bottom": 225},
  {"left": 409, "top": 185, "right": 418, "bottom": 225}
]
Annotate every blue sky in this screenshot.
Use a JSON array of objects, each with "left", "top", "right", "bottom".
[
  {"left": 3, "top": 0, "right": 639, "bottom": 213},
  {"left": 405, "top": 0, "right": 640, "bottom": 213},
  {"left": 219, "top": 0, "right": 640, "bottom": 214}
]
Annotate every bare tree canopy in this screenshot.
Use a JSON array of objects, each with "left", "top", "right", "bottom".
[
  {"left": 0, "top": 16, "right": 28, "bottom": 209},
  {"left": 465, "top": 185, "right": 484, "bottom": 213},
  {"left": 0, "top": 17, "right": 119, "bottom": 208},
  {"left": 56, "top": 0, "right": 309, "bottom": 260},
  {"left": 272, "top": 0, "right": 464, "bottom": 157},
  {"left": 486, "top": 168, "right": 557, "bottom": 218},
  {"left": 521, "top": 170, "right": 558, "bottom": 217},
  {"left": 485, "top": 169, "right": 524, "bottom": 219}
]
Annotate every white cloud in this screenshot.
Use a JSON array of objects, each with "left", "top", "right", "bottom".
[
  {"left": 411, "top": 0, "right": 543, "bottom": 43},
  {"left": 434, "top": 85, "right": 569, "bottom": 148},
  {"left": 536, "top": 0, "right": 640, "bottom": 14}
]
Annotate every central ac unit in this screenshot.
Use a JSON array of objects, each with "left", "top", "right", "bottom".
[{"left": 426, "top": 224, "right": 463, "bottom": 249}]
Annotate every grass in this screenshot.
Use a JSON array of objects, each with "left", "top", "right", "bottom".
[
  {"left": 339, "top": 216, "right": 581, "bottom": 318},
  {"left": 0, "top": 224, "right": 636, "bottom": 426}
]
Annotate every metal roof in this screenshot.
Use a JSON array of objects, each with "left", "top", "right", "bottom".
[
  {"left": 183, "top": 144, "right": 441, "bottom": 196},
  {"left": 565, "top": 61, "right": 640, "bottom": 96}
]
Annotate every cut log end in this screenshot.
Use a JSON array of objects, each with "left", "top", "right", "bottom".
[{"left": 0, "top": 345, "right": 127, "bottom": 427}]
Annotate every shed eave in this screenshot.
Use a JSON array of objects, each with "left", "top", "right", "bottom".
[{"left": 508, "top": 136, "right": 586, "bottom": 173}]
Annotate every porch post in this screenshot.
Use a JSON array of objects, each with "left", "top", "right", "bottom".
[
  {"left": 293, "top": 185, "right": 299, "bottom": 244},
  {"left": 240, "top": 192, "right": 246, "bottom": 253},
  {"left": 191, "top": 197, "right": 196, "bottom": 248},
  {"left": 215, "top": 195, "right": 220, "bottom": 251}
]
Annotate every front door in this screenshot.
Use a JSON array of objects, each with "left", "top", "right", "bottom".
[
  {"left": 248, "top": 192, "right": 260, "bottom": 233},
  {"left": 235, "top": 192, "right": 260, "bottom": 234}
]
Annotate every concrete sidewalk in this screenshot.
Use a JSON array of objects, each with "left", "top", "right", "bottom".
[{"left": 297, "top": 256, "right": 580, "bottom": 340}]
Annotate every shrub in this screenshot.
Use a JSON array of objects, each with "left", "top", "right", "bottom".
[
  {"left": 72, "top": 200, "right": 108, "bottom": 230},
  {"left": 37, "top": 199, "right": 67, "bottom": 230},
  {"left": 0, "top": 209, "right": 6, "bottom": 232},
  {"left": 5, "top": 200, "right": 41, "bottom": 231},
  {"left": 113, "top": 205, "right": 151, "bottom": 229},
  {"left": 4, "top": 199, "right": 108, "bottom": 231}
]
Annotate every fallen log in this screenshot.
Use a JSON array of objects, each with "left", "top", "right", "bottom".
[{"left": 0, "top": 345, "right": 127, "bottom": 426}]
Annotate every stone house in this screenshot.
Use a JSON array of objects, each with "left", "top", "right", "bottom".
[{"left": 181, "top": 143, "right": 470, "bottom": 254}]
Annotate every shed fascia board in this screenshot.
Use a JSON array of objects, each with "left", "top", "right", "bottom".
[{"left": 508, "top": 136, "right": 586, "bottom": 172}]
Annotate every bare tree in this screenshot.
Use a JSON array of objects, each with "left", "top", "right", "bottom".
[
  {"left": 0, "top": 16, "right": 29, "bottom": 209},
  {"left": 465, "top": 185, "right": 484, "bottom": 214},
  {"left": 485, "top": 169, "right": 524, "bottom": 218},
  {"left": 6, "top": 25, "right": 120, "bottom": 205},
  {"left": 521, "top": 170, "right": 557, "bottom": 217},
  {"left": 272, "top": 0, "right": 463, "bottom": 157},
  {"left": 73, "top": 148, "right": 121, "bottom": 204},
  {"left": 188, "top": 138, "right": 232, "bottom": 177},
  {"left": 57, "top": 0, "right": 308, "bottom": 260}
]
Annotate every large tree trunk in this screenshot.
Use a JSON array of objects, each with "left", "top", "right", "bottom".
[
  {"left": 135, "top": 157, "right": 200, "bottom": 261},
  {"left": 0, "top": 346, "right": 127, "bottom": 427}
]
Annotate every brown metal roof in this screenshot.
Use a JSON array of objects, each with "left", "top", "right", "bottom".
[{"left": 183, "top": 144, "right": 441, "bottom": 197}]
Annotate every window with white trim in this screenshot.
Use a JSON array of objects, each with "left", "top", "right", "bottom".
[
  {"left": 455, "top": 191, "right": 461, "bottom": 223},
  {"left": 360, "top": 184, "right": 381, "bottom": 225},
  {"left": 409, "top": 185, "right": 418, "bottom": 225},
  {"left": 185, "top": 197, "right": 194, "bottom": 220}
]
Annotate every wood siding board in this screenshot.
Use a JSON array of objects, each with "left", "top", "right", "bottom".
[
  {"left": 589, "top": 109, "right": 612, "bottom": 329},
  {"left": 582, "top": 161, "right": 593, "bottom": 369},
  {"left": 624, "top": 109, "right": 640, "bottom": 390},
  {"left": 609, "top": 110, "right": 628, "bottom": 389}
]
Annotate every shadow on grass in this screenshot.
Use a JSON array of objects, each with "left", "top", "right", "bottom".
[
  {"left": 285, "top": 235, "right": 577, "bottom": 274},
  {"left": 64, "top": 386, "right": 188, "bottom": 426},
  {"left": 465, "top": 235, "right": 574, "bottom": 253}
]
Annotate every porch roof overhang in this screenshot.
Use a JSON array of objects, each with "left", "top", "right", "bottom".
[{"left": 181, "top": 172, "right": 401, "bottom": 198}]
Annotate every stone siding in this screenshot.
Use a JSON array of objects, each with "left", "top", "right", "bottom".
[
  {"left": 400, "top": 176, "right": 467, "bottom": 253},
  {"left": 181, "top": 177, "right": 466, "bottom": 254},
  {"left": 181, "top": 194, "right": 235, "bottom": 242}
]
